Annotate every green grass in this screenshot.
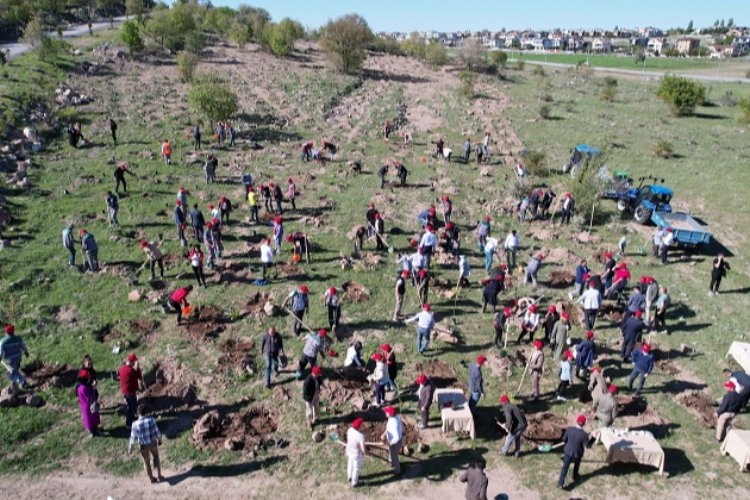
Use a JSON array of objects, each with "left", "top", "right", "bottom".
[{"left": 511, "top": 51, "right": 740, "bottom": 72}]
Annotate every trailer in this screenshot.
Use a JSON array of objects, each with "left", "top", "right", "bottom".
[{"left": 651, "top": 211, "right": 712, "bottom": 247}]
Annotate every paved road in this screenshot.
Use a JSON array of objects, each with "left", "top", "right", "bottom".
[
  {"left": 515, "top": 59, "right": 750, "bottom": 84},
  {"left": 2, "top": 16, "right": 127, "bottom": 60}
]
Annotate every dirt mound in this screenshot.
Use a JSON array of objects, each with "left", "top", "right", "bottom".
[
  {"left": 524, "top": 412, "right": 569, "bottom": 442},
  {"left": 574, "top": 232, "right": 601, "bottom": 245},
  {"left": 656, "top": 360, "right": 681, "bottom": 375},
  {"left": 140, "top": 362, "right": 198, "bottom": 415},
  {"left": 181, "top": 306, "right": 226, "bottom": 342},
  {"left": 485, "top": 352, "right": 513, "bottom": 379},
  {"left": 676, "top": 391, "right": 717, "bottom": 428},
  {"left": 592, "top": 246, "right": 611, "bottom": 264},
  {"left": 242, "top": 292, "right": 278, "bottom": 320},
  {"left": 618, "top": 395, "right": 671, "bottom": 436},
  {"left": 549, "top": 269, "right": 575, "bottom": 287},
  {"left": 130, "top": 319, "right": 159, "bottom": 340},
  {"left": 342, "top": 281, "right": 371, "bottom": 302},
  {"left": 617, "top": 395, "right": 648, "bottom": 416},
  {"left": 92, "top": 324, "right": 125, "bottom": 343},
  {"left": 55, "top": 306, "right": 78, "bottom": 325},
  {"left": 415, "top": 360, "right": 466, "bottom": 390},
  {"left": 321, "top": 368, "right": 371, "bottom": 411},
  {"left": 22, "top": 360, "right": 78, "bottom": 389},
  {"left": 600, "top": 303, "right": 624, "bottom": 323},
  {"left": 272, "top": 386, "right": 292, "bottom": 401},
  {"left": 526, "top": 226, "right": 557, "bottom": 242},
  {"left": 217, "top": 338, "right": 256, "bottom": 376},
  {"left": 278, "top": 263, "right": 306, "bottom": 279},
  {"left": 192, "top": 403, "right": 279, "bottom": 452},
  {"left": 543, "top": 246, "right": 579, "bottom": 265},
  {"left": 336, "top": 411, "right": 421, "bottom": 448}
]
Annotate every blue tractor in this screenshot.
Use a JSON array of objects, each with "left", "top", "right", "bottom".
[{"left": 602, "top": 175, "right": 673, "bottom": 224}]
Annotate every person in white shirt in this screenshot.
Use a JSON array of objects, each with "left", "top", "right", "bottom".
[
  {"left": 504, "top": 230, "right": 519, "bottom": 269},
  {"left": 419, "top": 226, "right": 437, "bottom": 269},
  {"left": 405, "top": 304, "right": 435, "bottom": 354},
  {"left": 395, "top": 252, "right": 412, "bottom": 274},
  {"left": 577, "top": 281, "right": 601, "bottom": 330},
  {"left": 381, "top": 406, "right": 403, "bottom": 475},
  {"left": 517, "top": 304, "right": 540, "bottom": 343},
  {"left": 660, "top": 228, "right": 674, "bottom": 264},
  {"left": 458, "top": 255, "right": 471, "bottom": 287},
  {"left": 370, "top": 353, "right": 390, "bottom": 406},
  {"left": 484, "top": 236, "right": 499, "bottom": 272},
  {"left": 344, "top": 341, "right": 363, "bottom": 368},
  {"left": 409, "top": 248, "right": 425, "bottom": 274},
  {"left": 346, "top": 418, "right": 366, "bottom": 487},
  {"left": 259, "top": 237, "right": 273, "bottom": 280}
]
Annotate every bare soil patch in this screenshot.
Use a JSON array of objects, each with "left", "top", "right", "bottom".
[
  {"left": 192, "top": 402, "right": 279, "bottom": 452},
  {"left": 217, "top": 337, "right": 256, "bottom": 376},
  {"left": 129, "top": 319, "right": 159, "bottom": 341},
  {"left": 548, "top": 269, "right": 575, "bottom": 287},
  {"left": 523, "top": 412, "right": 569, "bottom": 442},
  {"left": 414, "top": 359, "right": 467, "bottom": 392},
  {"left": 321, "top": 367, "right": 371, "bottom": 411},
  {"left": 22, "top": 360, "right": 78, "bottom": 389},
  {"left": 181, "top": 305, "right": 227, "bottom": 342},
  {"left": 341, "top": 281, "right": 371, "bottom": 303},
  {"left": 617, "top": 395, "right": 671, "bottom": 437},
  {"left": 543, "top": 246, "right": 579, "bottom": 265},
  {"left": 600, "top": 302, "right": 624, "bottom": 323},
  {"left": 336, "top": 408, "right": 421, "bottom": 448},
  {"left": 140, "top": 361, "right": 199, "bottom": 415},
  {"left": 676, "top": 391, "right": 717, "bottom": 428},
  {"left": 242, "top": 292, "right": 279, "bottom": 320}
]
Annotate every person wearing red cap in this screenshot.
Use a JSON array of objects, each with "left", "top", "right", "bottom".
[
  {"left": 373, "top": 212, "right": 386, "bottom": 251},
  {"left": 468, "top": 356, "right": 487, "bottom": 413},
  {"left": 419, "top": 224, "right": 437, "bottom": 269},
  {"left": 272, "top": 216, "right": 284, "bottom": 255},
  {"left": 416, "top": 373, "right": 434, "bottom": 429},
  {"left": 524, "top": 253, "right": 543, "bottom": 287},
  {"left": 260, "top": 184, "right": 272, "bottom": 213},
  {"left": 528, "top": 340, "right": 545, "bottom": 401},
  {"left": 605, "top": 261, "right": 631, "bottom": 300},
  {"left": 272, "top": 181, "right": 284, "bottom": 215},
  {"left": 303, "top": 365, "right": 323, "bottom": 429},
  {"left": 441, "top": 195, "right": 453, "bottom": 225},
  {"left": 577, "top": 280, "right": 601, "bottom": 330},
  {"left": 405, "top": 303, "right": 435, "bottom": 355},
  {"left": 440, "top": 221, "right": 460, "bottom": 254},
  {"left": 1, "top": 324, "right": 29, "bottom": 394},
  {"left": 286, "top": 177, "right": 297, "bottom": 213},
  {"left": 517, "top": 303, "right": 540, "bottom": 344},
  {"left": 217, "top": 195, "right": 232, "bottom": 225},
  {"left": 543, "top": 305, "right": 560, "bottom": 344},
  {"left": 499, "top": 394, "right": 527, "bottom": 457},
  {"left": 139, "top": 239, "right": 164, "bottom": 281},
  {"left": 393, "top": 270, "right": 409, "bottom": 321},
  {"left": 371, "top": 353, "right": 390, "bottom": 407},
  {"left": 555, "top": 351, "right": 574, "bottom": 401},
  {"left": 493, "top": 306, "right": 512, "bottom": 350},
  {"left": 346, "top": 417, "right": 366, "bottom": 487},
  {"left": 119, "top": 353, "right": 143, "bottom": 427},
  {"left": 551, "top": 312, "right": 570, "bottom": 364},
  {"left": 602, "top": 251, "right": 616, "bottom": 290},
  {"left": 381, "top": 344, "right": 399, "bottom": 396},
  {"left": 592, "top": 385, "right": 618, "bottom": 436},
  {"left": 481, "top": 269, "right": 503, "bottom": 313},
  {"left": 295, "top": 328, "right": 327, "bottom": 379},
  {"left": 113, "top": 162, "right": 135, "bottom": 194},
  {"left": 627, "top": 343, "right": 654, "bottom": 396},
  {"left": 722, "top": 368, "right": 750, "bottom": 408},
  {"left": 415, "top": 268, "right": 430, "bottom": 305},
  {"left": 322, "top": 286, "right": 342, "bottom": 331},
  {"left": 76, "top": 368, "right": 100, "bottom": 437},
  {"left": 301, "top": 140, "right": 313, "bottom": 161},
  {"left": 173, "top": 200, "right": 188, "bottom": 247},
  {"left": 381, "top": 406, "right": 403, "bottom": 475},
  {"left": 79, "top": 228, "right": 99, "bottom": 272},
  {"left": 475, "top": 215, "right": 491, "bottom": 252},
  {"left": 620, "top": 310, "right": 645, "bottom": 361},
  {"left": 716, "top": 380, "right": 744, "bottom": 442},
  {"left": 560, "top": 191, "right": 575, "bottom": 225},
  {"left": 558, "top": 415, "right": 591, "bottom": 489},
  {"left": 167, "top": 285, "right": 193, "bottom": 325},
  {"left": 282, "top": 285, "right": 310, "bottom": 337},
  {"left": 201, "top": 220, "right": 216, "bottom": 269},
  {"left": 575, "top": 331, "right": 596, "bottom": 379}
]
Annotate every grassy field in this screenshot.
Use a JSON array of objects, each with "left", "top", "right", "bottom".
[{"left": 1, "top": 29, "right": 750, "bottom": 499}]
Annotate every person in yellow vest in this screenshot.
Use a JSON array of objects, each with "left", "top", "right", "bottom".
[
  {"left": 247, "top": 187, "right": 259, "bottom": 224},
  {"left": 161, "top": 140, "right": 173, "bottom": 165}
]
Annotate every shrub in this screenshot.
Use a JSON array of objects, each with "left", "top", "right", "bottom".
[
  {"left": 565, "top": 154, "right": 607, "bottom": 225},
  {"left": 176, "top": 51, "right": 198, "bottom": 83},
  {"left": 738, "top": 96, "right": 750, "bottom": 123},
  {"left": 600, "top": 85, "right": 616, "bottom": 102},
  {"left": 489, "top": 50, "right": 508, "bottom": 74},
  {"left": 229, "top": 21, "right": 252, "bottom": 49},
  {"left": 656, "top": 75, "right": 706, "bottom": 116},
  {"left": 652, "top": 140, "right": 675, "bottom": 158},
  {"left": 459, "top": 69, "right": 476, "bottom": 99},
  {"left": 264, "top": 18, "right": 304, "bottom": 57},
  {"left": 370, "top": 37, "right": 403, "bottom": 56},
  {"left": 523, "top": 149, "right": 547, "bottom": 176},
  {"left": 120, "top": 20, "right": 144, "bottom": 57},
  {"left": 603, "top": 76, "right": 618, "bottom": 87},
  {"left": 424, "top": 42, "right": 449, "bottom": 67},
  {"left": 456, "top": 39, "right": 485, "bottom": 70},
  {"left": 538, "top": 104, "right": 551, "bottom": 119},
  {"left": 515, "top": 60, "right": 525, "bottom": 71},
  {"left": 532, "top": 65, "right": 546, "bottom": 77},
  {"left": 188, "top": 74, "right": 239, "bottom": 122},
  {"left": 400, "top": 32, "right": 426, "bottom": 59},
  {"left": 184, "top": 31, "right": 206, "bottom": 53},
  {"left": 320, "top": 14, "right": 373, "bottom": 74}
]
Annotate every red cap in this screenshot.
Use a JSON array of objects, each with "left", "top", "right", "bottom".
[
  {"left": 592, "top": 367, "right": 600, "bottom": 373},
  {"left": 647, "top": 277, "right": 654, "bottom": 284},
  {"left": 418, "top": 269, "right": 427, "bottom": 278},
  {"left": 666, "top": 228, "right": 673, "bottom": 232},
  {"left": 139, "top": 240, "right": 148, "bottom": 248},
  {"left": 352, "top": 417, "right": 364, "bottom": 429},
  {"left": 588, "top": 280, "right": 596, "bottom": 287},
  {"left": 311, "top": 366, "right": 322, "bottom": 376},
  {"left": 384, "top": 406, "right": 396, "bottom": 416},
  {"left": 207, "top": 204, "right": 214, "bottom": 209},
  {"left": 642, "top": 343, "right": 651, "bottom": 353},
  {"left": 529, "top": 304, "right": 537, "bottom": 313},
  {"left": 640, "top": 276, "right": 647, "bottom": 284},
  {"left": 372, "top": 353, "right": 383, "bottom": 361},
  {"left": 446, "top": 222, "right": 454, "bottom": 229},
  {"left": 300, "top": 285, "right": 309, "bottom": 293},
  {"left": 179, "top": 186, "right": 185, "bottom": 191},
  {"left": 269, "top": 182, "right": 274, "bottom": 187},
  {"left": 565, "top": 193, "right": 572, "bottom": 198},
  {"left": 401, "top": 270, "right": 410, "bottom": 278},
  {"left": 504, "top": 307, "right": 512, "bottom": 316},
  {"left": 127, "top": 353, "right": 137, "bottom": 363},
  {"left": 287, "top": 177, "right": 293, "bottom": 182},
  {"left": 4, "top": 324, "right": 14, "bottom": 335},
  {"left": 79, "top": 229, "right": 87, "bottom": 235},
  {"left": 285, "top": 234, "right": 293, "bottom": 243},
  {"left": 375, "top": 213, "right": 381, "bottom": 220},
  {"left": 369, "top": 203, "right": 375, "bottom": 208},
  {"left": 78, "top": 369, "right": 90, "bottom": 379},
  {"left": 484, "top": 215, "right": 491, "bottom": 221},
  {"left": 381, "top": 344, "right": 392, "bottom": 352},
  {"left": 563, "top": 351, "right": 573, "bottom": 360},
  {"left": 442, "top": 195, "right": 449, "bottom": 201},
  {"left": 586, "top": 330, "right": 594, "bottom": 339},
  {"left": 725, "top": 381, "right": 737, "bottom": 390},
  {"left": 318, "top": 329, "right": 327, "bottom": 338},
  {"left": 620, "top": 262, "right": 628, "bottom": 268},
  {"left": 533, "top": 340, "right": 543, "bottom": 349},
  {"left": 605, "top": 252, "right": 613, "bottom": 258},
  {"left": 549, "top": 305, "right": 556, "bottom": 313},
  {"left": 329, "top": 287, "right": 336, "bottom": 295},
  {"left": 206, "top": 221, "right": 214, "bottom": 229},
  {"left": 428, "top": 207, "right": 436, "bottom": 216},
  {"left": 176, "top": 200, "right": 182, "bottom": 206},
  {"left": 423, "top": 304, "right": 431, "bottom": 311},
  {"left": 608, "top": 385, "right": 618, "bottom": 394},
  {"left": 500, "top": 394, "right": 510, "bottom": 404},
  {"left": 274, "top": 216, "right": 282, "bottom": 224},
  {"left": 477, "top": 355, "right": 487, "bottom": 365},
  {"left": 415, "top": 374, "right": 427, "bottom": 385},
  {"left": 562, "top": 313, "right": 570, "bottom": 320},
  {"left": 576, "top": 415, "right": 587, "bottom": 425},
  {"left": 634, "top": 310, "right": 642, "bottom": 318}
]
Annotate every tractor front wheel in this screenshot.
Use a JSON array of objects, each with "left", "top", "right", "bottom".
[
  {"left": 617, "top": 199, "right": 628, "bottom": 212},
  {"left": 634, "top": 205, "right": 651, "bottom": 224}
]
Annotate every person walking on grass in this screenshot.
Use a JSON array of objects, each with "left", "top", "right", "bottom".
[
  {"left": 371, "top": 353, "right": 390, "bottom": 407},
  {"left": 381, "top": 344, "right": 399, "bottom": 396},
  {"left": 483, "top": 235, "right": 500, "bottom": 273},
  {"left": 193, "top": 124, "right": 201, "bottom": 150},
  {"left": 261, "top": 327, "right": 284, "bottom": 389},
  {"left": 283, "top": 284, "right": 309, "bottom": 337},
  {"left": 416, "top": 373, "right": 434, "bottom": 429},
  {"left": 62, "top": 222, "right": 78, "bottom": 268},
  {"left": 287, "top": 177, "right": 297, "bottom": 213},
  {"left": 113, "top": 163, "right": 135, "bottom": 195},
  {"left": 504, "top": 229, "right": 519, "bottom": 270},
  {"left": 76, "top": 369, "right": 100, "bottom": 438},
  {"left": 591, "top": 385, "right": 618, "bottom": 441},
  {"left": 393, "top": 270, "right": 409, "bottom": 321},
  {"left": 303, "top": 365, "right": 322, "bottom": 430},
  {"left": 660, "top": 227, "right": 674, "bottom": 264},
  {"left": 273, "top": 216, "right": 284, "bottom": 255},
  {"left": 552, "top": 313, "right": 570, "bottom": 364},
  {"left": 323, "top": 286, "right": 342, "bottom": 331},
  {"left": 528, "top": 340, "right": 544, "bottom": 401},
  {"left": 620, "top": 310, "right": 645, "bottom": 361},
  {"left": 203, "top": 221, "right": 217, "bottom": 269},
  {"left": 109, "top": 118, "right": 118, "bottom": 146},
  {"left": 577, "top": 280, "right": 601, "bottom": 330},
  {"left": 460, "top": 459, "right": 489, "bottom": 500},
  {"left": 247, "top": 186, "right": 259, "bottom": 224},
  {"left": 710, "top": 253, "right": 730, "bottom": 295},
  {"left": 481, "top": 273, "right": 503, "bottom": 313},
  {"left": 476, "top": 215, "right": 491, "bottom": 252},
  {"left": 139, "top": 239, "right": 164, "bottom": 281},
  {"left": 119, "top": 353, "right": 143, "bottom": 428},
  {"left": 493, "top": 306, "right": 511, "bottom": 350},
  {"left": 272, "top": 182, "right": 284, "bottom": 215},
  {"left": 189, "top": 204, "right": 205, "bottom": 241},
  {"left": 260, "top": 184, "right": 272, "bottom": 213},
  {"left": 346, "top": 417, "right": 366, "bottom": 488},
  {"left": 627, "top": 343, "right": 654, "bottom": 396},
  {"left": 542, "top": 305, "right": 560, "bottom": 344},
  {"left": 381, "top": 406, "right": 403, "bottom": 475},
  {"left": 468, "top": 355, "right": 487, "bottom": 413},
  {"left": 499, "top": 394, "right": 527, "bottom": 458},
  {"left": 1, "top": 324, "right": 29, "bottom": 397},
  {"left": 575, "top": 331, "right": 596, "bottom": 379},
  {"left": 167, "top": 285, "right": 193, "bottom": 326},
  {"left": 555, "top": 351, "right": 573, "bottom": 401},
  {"left": 259, "top": 237, "right": 273, "bottom": 281},
  {"left": 172, "top": 200, "right": 186, "bottom": 247},
  {"left": 105, "top": 191, "right": 120, "bottom": 227},
  {"left": 186, "top": 244, "right": 207, "bottom": 287},
  {"left": 128, "top": 404, "right": 164, "bottom": 484},
  {"left": 557, "top": 415, "right": 591, "bottom": 490},
  {"left": 80, "top": 229, "right": 99, "bottom": 272},
  {"left": 295, "top": 329, "right": 327, "bottom": 379},
  {"left": 161, "top": 140, "right": 172, "bottom": 165},
  {"left": 716, "top": 381, "right": 743, "bottom": 442},
  {"left": 405, "top": 304, "right": 435, "bottom": 355}
]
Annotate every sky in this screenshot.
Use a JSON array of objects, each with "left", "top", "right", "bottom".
[{"left": 212, "top": 0, "right": 750, "bottom": 32}]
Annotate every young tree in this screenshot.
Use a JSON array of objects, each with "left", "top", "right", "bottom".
[
  {"left": 265, "top": 18, "right": 303, "bottom": 57},
  {"left": 457, "top": 39, "right": 484, "bottom": 70},
  {"left": 228, "top": 21, "right": 252, "bottom": 49},
  {"left": 459, "top": 68, "right": 476, "bottom": 99},
  {"left": 401, "top": 32, "right": 426, "bottom": 59},
  {"left": 489, "top": 50, "right": 508, "bottom": 74},
  {"left": 424, "top": 42, "right": 448, "bottom": 67},
  {"left": 656, "top": 75, "right": 706, "bottom": 116},
  {"left": 188, "top": 74, "right": 239, "bottom": 122},
  {"left": 320, "top": 14, "right": 373, "bottom": 74},
  {"left": 126, "top": 0, "right": 145, "bottom": 24},
  {"left": 176, "top": 51, "right": 198, "bottom": 82},
  {"left": 120, "top": 20, "right": 144, "bottom": 57}
]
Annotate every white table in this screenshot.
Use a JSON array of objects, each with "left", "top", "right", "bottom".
[
  {"left": 726, "top": 341, "right": 750, "bottom": 372},
  {"left": 599, "top": 428, "right": 665, "bottom": 475},
  {"left": 433, "top": 388, "right": 476, "bottom": 439}
]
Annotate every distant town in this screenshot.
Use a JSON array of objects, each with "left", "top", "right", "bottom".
[{"left": 377, "top": 24, "right": 750, "bottom": 58}]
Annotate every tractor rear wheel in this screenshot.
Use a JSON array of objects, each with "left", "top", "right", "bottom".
[
  {"left": 617, "top": 199, "right": 628, "bottom": 212},
  {"left": 634, "top": 205, "right": 651, "bottom": 224}
]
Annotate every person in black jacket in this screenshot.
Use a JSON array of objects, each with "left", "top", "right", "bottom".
[
  {"left": 558, "top": 415, "right": 592, "bottom": 489},
  {"left": 415, "top": 373, "right": 434, "bottom": 429},
  {"left": 109, "top": 118, "right": 118, "bottom": 145},
  {"left": 481, "top": 275, "right": 503, "bottom": 313},
  {"left": 620, "top": 311, "right": 645, "bottom": 361},
  {"left": 722, "top": 368, "right": 750, "bottom": 407},
  {"left": 543, "top": 305, "right": 560, "bottom": 344},
  {"left": 710, "top": 253, "right": 730, "bottom": 295},
  {"left": 189, "top": 204, "right": 205, "bottom": 241},
  {"left": 716, "top": 381, "right": 744, "bottom": 442},
  {"left": 303, "top": 365, "right": 322, "bottom": 430},
  {"left": 113, "top": 163, "right": 135, "bottom": 194},
  {"left": 499, "top": 394, "right": 527, "bottom": 457},
  {"left": 261, "top": 327, "right": 285, "bottom": 389}
]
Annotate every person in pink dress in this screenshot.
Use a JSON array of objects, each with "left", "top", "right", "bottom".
[{"left": 76, "top": 369, "right": 100, "bottom": 437}]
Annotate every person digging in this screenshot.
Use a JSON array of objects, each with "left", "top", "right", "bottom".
[
  {"left": 139, "top": 239, "right": 164, "bottom": 281},
  {"left": 303, "top": 365, "right": 323, "bottom": 430}
]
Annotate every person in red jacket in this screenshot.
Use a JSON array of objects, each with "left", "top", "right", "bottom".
[
  {"left": 119, "top": 353, "right": 143, "bottom": 427},
  {"left": 167, "top": 285, "right": 193, "bottom": 325}
]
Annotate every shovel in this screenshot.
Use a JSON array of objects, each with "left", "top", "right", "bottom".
[{"left": 537, "top": 442, "right": 564, "bottom": 453}]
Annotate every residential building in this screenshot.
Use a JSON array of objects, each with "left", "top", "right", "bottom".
[{"left": 676, "top": 37, "right": 700, "bottom": 55}]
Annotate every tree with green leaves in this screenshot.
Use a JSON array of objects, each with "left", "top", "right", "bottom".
[
  {"left": 126, "top": 0, "right": 145, "bottom": 24},
  {"left": 188, "top": 74, "right": 239, "bottom": 122},
  {"left": 656, "top": 75, "right": 706, "bottom": 116},
  {"left": 120, "top": 20, "right": 144, "bottom": 57},
  {"left": 264, "top": 18, "right": 303, "bottom": 57},
  {"left": 686, "top": 20, "right": 693, "bottom": 33},
  {"left": 144, "top": 4, "right": 196, "bottom": 52},
  {"left": 489, "top": 50, "right": 508, "bottom": 74},
  {"left": 320, "top": 14, "right": 373, "bottom": 74},
  {"left": 176, "top": 51, "right": 198, "bottom": 82},
  {"left": 424, "top": 41, "right": 448, "bottom": 67},
  {"left": 228, "top": 21, "right": 252, "bottom": 48},
  {"left": 401, "top": 32, "right": 426, "bottom": 59}
]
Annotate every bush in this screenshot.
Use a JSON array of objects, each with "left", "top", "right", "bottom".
[
  {"left": 738, "top": 96, "right": 750, "bottom": 124},
  {"left": 656, "top": 75, "right": 706, "bottom": 116},
  {"left": 188, "top": 74, "right": 239, "bottom": 122},
  {"left": 652, "top": 140, "right": 675, "bottom": 158},
  {"left": 532, "top": 65, "right": 546, "bottom": 77},
  {"left": 515, "top": 60, "right": 525, "bottom": 71},
  {"left": 229, "top": 21, "right": 252, "bottom": 49},
  {"left": 538, "top": 104, "right": 551, "bottom": 119},
  {"left": 264, "top": 18, "right": 304, "bottom": 57},
  {"left": 523, "top": 149, "right": 547, "bottom": 176},
  {"left": 370, "top": 37, "right": 404, "bottom": 56},
  {"left": 603, "top": 76, "right": 618, "bottom": 87},
  {"left": 120, "top": 20, "right": 144, "bottom": 57},
  {"left": 176, "top": 51, "right": 198, "bottom": 83},
  {"left": 321, "top": 14, "right": 373, "bottom": 74},
  {"left": 185, "top": 31, "right": 206, "bottom": 53},
  {"left": 457, "top": 39, "right": 485, "bottom": 70},
  {"left": 424, "top": 42, "right": 448, "bottom": 67},
  {"left": 600, "top": 85, "right": 616, "bottom": 102},
  {"left": 565, "top": 154, "right": 606, "bottom": 225},
  {"left": 401, "top": 32, "right": 426, "bottom": 59},
  {"left": 459, "top": 69, "right": 476, "bottom": 99},
  {"left": 489, "top": 50, "right": 508, "bottom": 74}
]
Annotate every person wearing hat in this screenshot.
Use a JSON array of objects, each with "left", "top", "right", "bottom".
[
  {"left": 247, "top": 185, "right": 259, "bottom": 223},
  {"left": 468, "top": 355, "right": 487, "bottom": 413},
  {"left": 575, "top": 331, "right": 596, "bottom": 379},
  {"left": 420, "top": 225, "right": 437, "bottom": 269},
  {"left": 605, "top": 261, "right": 631, "bottom": 300},
  {"left": 377, "top": 162, "right": 389, "bottom": 189},
  {"left": 185, "top": 244, "right": 207, "bottom": 287},
  {"left": 555, "top": 351, "right": 574, "bottom": 401},
  {"left": 62, "top": 222, "right": 79, "bottom": 268},
  {"left": 176, "top": 186, "right": 189, "bottom": 218},
  {"left": 282, "top": 285, "right": 310, "bottom": 337},
  {"left": 119, "top": 353, "right": 143, "bottom": 428},
  {"left": 128, "top": 404, "right": 164, "bottom": 483},
  {"left": 577, "top": 280, "right": 601, "bottom": 330},
  {"left": 303, "top": 365, "right": 323, "bottom": 429},
  {"left": 296, "top": 329, "right": 327, "bottom": 379},
  {"left": 440, "top": 222, "right": 460, "bottom": 254},
  {"left": 517, "top": 303, "right": 540, "bottom": 344},
  {"left": 167, "top": 285, "right": 193, "bottom": 325},
  {"left": 592, "top": 385, "right": 618, "bottom": 436},
  {"left": 371, "top": 353, "right": 390, "bottom": 407},
  {"left": 620, "top": 310, "right": 645, "bottom": 361},
  {"left": 415, "top": 268, "right": 430, "bottom": 305},
  {"left": 710, "top": 252, "right": 731, "bottom": 296},
  {"left": 0, "top": 324, "right": 29, "bottom": 396},
  {"left": 475, "top": 215, "right": 491, "bottom": 253},
  {"left": 493, "top": 306, "right": 512, "bottom": 350},
  {"left": 628, "top": 343, "right": 654, "bottom": 396},
  {"left": 588, "top": 366, "right": 607, "bottom": 409},
  {"left": 173, "top": 201, "right": 187, "bottom": 247},
  {"left": 716, "top": 381, "right": 744, "bottom": 442},
  {"left": 394, "top": 160, "right": 408, "bottom": 187},
  {"left": 660, "top": 227, "right": 674, "bottom": 264},
  {"left": 381, "top": 344, "right": 399, "bottom": 396},
  {"left": 344, "top": 341, "right": 364, "bottom": 371},
  {"left": 113, "top": 162, "right": 136, "bottom": 194},
  {"left": 272, "top": 181, "right": 284, "bottom": 215},
  {"left": 571, "top": 259, "right": 590, "bottom": 299},
  {"left": 260, "top": 184, "right": 272, "bottom": 213},
  {"left": 722, "top": 368, "right": 750, "bottom": 408},
  {"left": 653, "top": 287, "right": 671, "bottom": 333},
  {"left": 560, "top": 192, "right": 575, "bottom": 225},
  {"left": 79, "top": 229, "right": 99, "bottom": 272},
  {"left": 105, "top": 191, "right": 120, "bottom": 227},
  {"left": 261, "top": 327, "right": 285, "bottom": 389},
  {"left": 218, "top": 195, "right": 232, "bottom": 224},
  {"left": 441, "top": 195, "right": 453, "bottom": 225},
  {"left": 503, "top": 229, "right": 519, "bottom": 270},
  {"left": 558, "top": 415, "right": 591, "bottom": 489},
  {"left": 459, "top": 459, "right": 489, "bottom": 500},
  {"left": 551, "top": 312, "right": 570, "bottom": 363},
  {"left": 394, "top": 270, "right": 409, "bottom": 321},
  {"left": 76, "top": 368, "right": 100, "bottom": 437},
  {"left": 139, "top": 239, "right": 164, "bottom": 281},
  {"left": 189, "top": 203, "right": 205, "bottom": 241},
  {"left": 381, "top": 406, "right": 403, "bottom": 475},
  {"left": 499, "top": 394, "right": 527, "bottom": 457},
  {"left": 416, "top": 373, "right": 434, "bottom": 429},
  {"left": 286, "top": 177, "right": 297, "bottom": 213},
  {"left": 373, "top": 213, "right": 386, "bottom": 251},
  {"left": 481, "top": 272, "right": 503, "bottom": 313},
  {"left": 322, "top": 286, "right": 342, "bottom": 331},
  {"left": 346, "top": 417, "right": 366, "bottom": 487},
  {"left": 529, "top": 340, "right": 545, "bottom": 401},
  {"left": 543, "top": 305, "right": 560, "bottom": 344},
  {"left": 405, "top": 303, "right": 435, "bottom": 355},
  {"left": 524, "top": 253, "right": 544, "bottom": 287},
  {"left": 272, "top": 216, "right": 284, "bottom": 255}
]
